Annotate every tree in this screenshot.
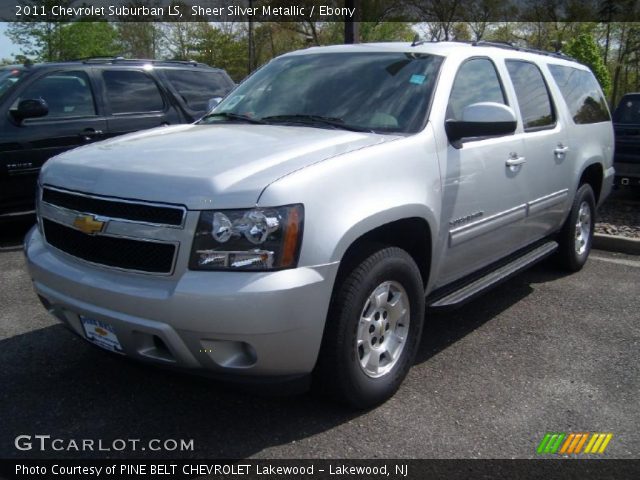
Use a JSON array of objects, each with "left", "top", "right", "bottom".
[
  {"left": 7, "top": 21, "right": 63, "bottom": 61},
  {"left": 7, "top": 21, "right": 120, "bottom": 61},
  {"left": 411, "top": 0, "right": 464, "bottom": 41},
  {"left": 565, "top": 33, "right": 612, "bottom": 94},
  {"left": 116, "top": 23, "right": 161, "bottom": 58},
  {"left": 160, "top": 22, "right": 202, "bottom": 60},
  {"left": 189, "top": 23, "right": 248, "bottom": 81},
  {"left": 58, "top": 22, "right": 120, "bottom": 59}
]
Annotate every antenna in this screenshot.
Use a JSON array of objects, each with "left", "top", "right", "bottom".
[{"left": 411, "top": 34, "right": 425, "bottom": 47}]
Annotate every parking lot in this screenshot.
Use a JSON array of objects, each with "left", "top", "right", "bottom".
[{"left": 1, "top": 217, "right": 638, "bottom": 460}]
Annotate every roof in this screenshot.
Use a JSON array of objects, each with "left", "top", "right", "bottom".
[
  {"left": 14, "top": 58, "right": 224, "bottom": 71},
  {"left": 283, "top": 41, "right": 586, "bottom": 69}
]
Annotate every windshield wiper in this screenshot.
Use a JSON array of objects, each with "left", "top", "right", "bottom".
[
  {"left": 201, "top": 112, "right": 265, "bottom": 124},
  {"left": 260, "top": 114, "right": 373, "bottom": 132}
]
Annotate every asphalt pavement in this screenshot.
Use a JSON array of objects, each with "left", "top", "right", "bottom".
[{"left": 0, "top": 217, "right": 638, "bottom": 459}]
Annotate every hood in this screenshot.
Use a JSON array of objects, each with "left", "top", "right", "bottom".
[{"left": 40, "top": 124, "right": 396, "bottom": 209}]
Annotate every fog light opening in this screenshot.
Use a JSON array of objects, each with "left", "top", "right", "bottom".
[{"left": 200, "top": 340, "right": 257, "bottom": 368}]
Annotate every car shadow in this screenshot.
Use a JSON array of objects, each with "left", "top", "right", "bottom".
[
  {"left": 416, "top": 258, "right": 568, "bottom": 364},
  {"left": 0, "top": 254, "right": 571, "bottom": 460}
]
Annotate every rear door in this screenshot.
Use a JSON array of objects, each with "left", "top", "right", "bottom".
[
  {"left": 97, "top": 68, "right": 182, "bottom": 138},
  {"left": 0, "top": 68, "right": 107, "bottom": 215},
  {"left": 503, "top": 59, "right": 569, "bottom": 241}
]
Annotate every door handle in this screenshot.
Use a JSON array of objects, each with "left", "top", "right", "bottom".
[
  {"left": 506, "top": 155, "right": 526, "bottom": 167},
  {"left": 80, "top": 128, "right": 104, "bottom": 141},
  {"left": 554, "top": 144, "right": 569, "bottom": 157}
]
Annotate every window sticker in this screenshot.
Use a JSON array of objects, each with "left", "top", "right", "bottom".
[
  {"left": 409, "top": 74, "right": 426, "bottom": 85},
  {"left": 224, "top": 95, "right": 244, "bottom": 109}
]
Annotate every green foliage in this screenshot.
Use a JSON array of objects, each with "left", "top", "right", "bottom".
[
  {"left": 59, "top": 22, "right": 120, "bottom": 59},
  {"left": 359, "top": 22, "right": 415, "bottom": 42},
  {"left": 7, "top": 22, "right": 62, "bottom": 61},
  {"left": 2, "top": 18, "right": 635, "bottom": 103},
  {"left": 116, "top": 23, "right": 161, "bottom": 58},
  {"left": 565, "top": 33, "right": 612, "bottom": 95},
  {"left": 7, "top": 21, "right": 119, "bottom": 61},
  {"left": 190, "top": 24, "right": 248, "bottom": 82}
]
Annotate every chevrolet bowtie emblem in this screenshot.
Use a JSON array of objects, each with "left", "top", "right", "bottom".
[{"left": 73, "top": 214, "right": 105, "bottom": 235}]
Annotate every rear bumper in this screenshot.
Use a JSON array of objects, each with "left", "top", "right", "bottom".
[
  {"left": 24, "top": 227, "right": 339, "bottom": 377},
  {"left": 613, "top": 161, "right": 640, "bottom": 185}
]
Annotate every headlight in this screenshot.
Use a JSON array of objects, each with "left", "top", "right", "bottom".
[{"left": 189, "top": 204, "right": 304, "bottom": 271}]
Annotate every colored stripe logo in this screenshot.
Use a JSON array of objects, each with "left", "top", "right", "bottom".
[{"left": 537, "top": 433, "right": 613, "bottom": 454}]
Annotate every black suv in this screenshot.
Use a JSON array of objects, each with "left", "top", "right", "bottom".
[
  {"left": 613, "top": 92, "right": 640, "bottom": 188},
  {"left": 0, "top": 58, "right": 235, "bottom": 219}
]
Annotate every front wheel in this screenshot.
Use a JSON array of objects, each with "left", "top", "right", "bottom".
[
  {"left": 314, "top": 246, "right": 425, "bottom": 409},
  {"left": 556, "top": 183, "right": 596, "bottom": 272}
]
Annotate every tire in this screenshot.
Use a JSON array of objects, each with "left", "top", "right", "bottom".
[
  {"left": 556, "top": 183, "right": 596, "bottom": 272},
  {"left": 314, "top": 246, "right": 425, "bottom": 409}
]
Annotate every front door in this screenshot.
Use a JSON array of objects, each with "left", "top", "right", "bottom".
[
  {"left": 0, "top": 69, "right": 107, "bottom": 214},
  {"left": 435, "top": 57, "right": 529, "bottom": 287}
]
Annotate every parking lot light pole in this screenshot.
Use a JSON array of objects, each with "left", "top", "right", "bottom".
[
  {"left": 344, "top": 0, "right": 360, "bottom": 44},
  {"left": 248, "top": 0, "right": 255, "bottom": 73}
]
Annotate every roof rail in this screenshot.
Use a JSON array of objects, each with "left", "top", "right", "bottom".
[
  {"left": 470, "top": 40, "right": 577, "bottom": 62},
  {"left": 80, "top": 57, "right": 206, "bottom": 67},
  {"left": 409, "top": 38, "right": 577, "bottom": 62}
]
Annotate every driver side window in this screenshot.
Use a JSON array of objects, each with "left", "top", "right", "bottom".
[
  {"left": 12, "top": 70, "right": 96, "bottom": 119},
  {"left": 447, "top": 58, "right": 506, "bottom": 121}
]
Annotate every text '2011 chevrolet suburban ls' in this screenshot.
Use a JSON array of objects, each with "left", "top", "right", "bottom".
[{"left": 24, "top": 42, "right": 614, "bottom": 408}]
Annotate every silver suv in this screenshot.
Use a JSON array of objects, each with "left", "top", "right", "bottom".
[{"left": 25, "top": 42, "right": 614, "bottom": 408}]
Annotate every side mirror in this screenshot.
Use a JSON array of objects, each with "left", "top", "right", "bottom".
[
  {"left": 207, "top": 97, "right": 223, "bottom": 110},
  {"left": 445, "top": 102, "right": 517, "bottom": 143},
  {"left": 12, "top": 98, "right": 49, "bottom": 122}
]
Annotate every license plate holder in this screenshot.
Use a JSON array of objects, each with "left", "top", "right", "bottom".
[{"left": 80, "top": 316, "right": 124, "bottom": 354}]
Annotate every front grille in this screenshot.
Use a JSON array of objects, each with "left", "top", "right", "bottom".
[
  {"left": 42, "top": 188, "right": 184, "bottom": 226},
  {"left": 43, "top": 219, "right": 176, "bottom": 274}
]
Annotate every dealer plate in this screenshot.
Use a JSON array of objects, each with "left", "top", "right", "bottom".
[{"left": 80, "top": 317, "right": 124, "bottom": 354}]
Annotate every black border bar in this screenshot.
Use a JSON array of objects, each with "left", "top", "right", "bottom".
[
  {"left": 1, "top": 459, "right": 640, "bottom": 480},
  {"left": 2, "top": 1, "right": 640, "bottom": 22}
]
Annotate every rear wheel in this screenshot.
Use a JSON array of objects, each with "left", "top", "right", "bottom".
[
  {"left": 556, "top": 183, "right": 596, "bottom": 272},
  {"left": 314, "top": 246, "right": 425, "bottom": 409}
]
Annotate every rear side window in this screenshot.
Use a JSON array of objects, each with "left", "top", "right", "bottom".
[
  {"left": 447, "top": 58, "right": 506, "bottom": 121},
  {"left": 506, "top": 60, "right": 555, "bottom": 130},
  {"left": 13, "top": 70, "right": 96, "bottom": 118},
  {"left": 164, "top": 70, "right": 232, "bottom": 112},
  {"left": 102, "top": 70, "right": 164, "bottom": 114},
  {"left": 613, "top": 95, "right": 640, "bottom": 124},
  {"left": 548, "top": 65, "right": 610, "bottom": 124}
]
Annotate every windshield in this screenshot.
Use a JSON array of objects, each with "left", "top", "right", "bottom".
[
  {"left": 614, "top": 95, "right": 640, "bottom": 124},
  {"left": 0, "top": 68, "right": 26, "bottom": 101},
  {"left": 200, "top": 52, "right": 443, "bottom": 133}
]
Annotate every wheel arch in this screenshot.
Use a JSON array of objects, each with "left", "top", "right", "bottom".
[
  {"left": 331, "top": 207, "right": 436, "bottom": 290},
  {"left": 578, "top": 161, "right": 604, "bottom": 204}
]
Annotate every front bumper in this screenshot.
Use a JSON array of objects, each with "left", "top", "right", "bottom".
[{"left": 24, "top": 227, "right": 339, "bottom": 377}]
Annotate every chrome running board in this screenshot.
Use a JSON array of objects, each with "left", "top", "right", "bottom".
[{"left": 428, "top": 241, "right": 559, "bottom": 309}]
